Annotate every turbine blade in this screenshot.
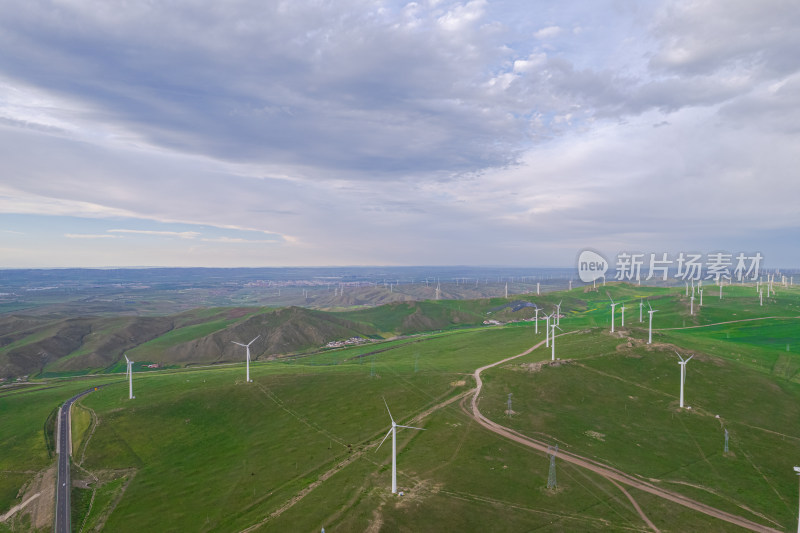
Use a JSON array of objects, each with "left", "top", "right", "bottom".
[
  {"left": 248, "top": 335, "right": 261, "bottom": 346},
  {"left": 232, "top": 341, "right": 246, "bottom": 347},
  {"left": 396, "top": 425, "right": 425, "bottom": 431},
  {"left": 383, "top": 397, "right": 395, "bottom": 423},
  {"left": 686, "top": 355, "right": 694, "bottom": 362},
  {"left": 124, "top": 354, "right": 130, "bottom": 363},
  {"left": 375, "top": 427, "right": 393, "bottom": 452}
]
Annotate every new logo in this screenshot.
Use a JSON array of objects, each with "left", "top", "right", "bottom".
[{"left": 577, "top": 249, "right": 608, "bottom": 283}]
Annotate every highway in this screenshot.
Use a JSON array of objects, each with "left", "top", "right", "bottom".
[{"left": 54, "top": 387, "right": 98, "bottom": 533}]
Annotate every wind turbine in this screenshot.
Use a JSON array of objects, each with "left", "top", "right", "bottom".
[
  {"left": 608, "top": 293, "right": 617, "bottom": 333},
  {"left": 124, "top": 354, "right": 134, "bottom": 399},
  {"left": 620, "top": 302, "right": 626, "bottom": 327},
  {"left": 232, "top": 335, "right": 261, "bottom": 383},
  {"left": 647, "top": 303, "right": 657, "bottom": 344},
  {"left": 376, "top": 398, "right": 425, "bottom": 494},
  {"left": 793, "top": 466, "right": 800, "bottom": 533},
  {"left": 533, "top": 306, "right": 540, "bottom": 335},
  {"left": 555, "top": 300, "right": 562, "bottom": 326},
  {"left": 690, "top": 294, "right": 695, "bottom": 315},
  {"left": 550, "top": 321, "right": 562, "bottom": 361},
  {"left": 545, "top": 313, "right": 551, "bottom": 347},
  {"left": 699, "top": 289, "right": 703, "bottom": 307},
  {"left": 639, "top": 299, "right": 643, "bottom": 323},
  {"left": 675, "top": 351, "right": 694, "bottom": 408}
]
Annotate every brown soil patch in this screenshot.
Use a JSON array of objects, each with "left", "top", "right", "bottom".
[
  {"left": 365, "top": 506, "right": 384, "bottom": 533},
  {"left": 13, "top": 463, "right": 56, "bottom": 529},
  {"left": 519, "top": 359, "right": 574, "bottom": 373},
  {"left": 393, "top": 480, "right": 442, "bottom": 509}
]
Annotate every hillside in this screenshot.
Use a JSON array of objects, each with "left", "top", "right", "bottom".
[
  {"left": 0, "top": 300, "right": 500, "bottom": 378},
  {"left": 151, "top": 307, "right": 379, "bottom": 365}
]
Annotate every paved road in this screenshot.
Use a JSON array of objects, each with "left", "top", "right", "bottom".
[{"left": 54, "top": 387, "right": 98, "bottom": 533}]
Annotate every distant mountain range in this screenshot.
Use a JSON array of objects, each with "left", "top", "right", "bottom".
[
  {"left": 0, "top": 267, "right": 577, "bottom": 379},
  {"left": 0, "top": 301, "right": 502, "bottom": 379}
]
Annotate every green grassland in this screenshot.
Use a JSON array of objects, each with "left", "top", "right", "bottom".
[{"left": 1, "top": 283, "right": 799, "bottom": 531}]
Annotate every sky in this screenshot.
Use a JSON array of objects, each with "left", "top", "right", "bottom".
[{"left": 1, "top": 0, "right": 799, "bottom": 269}]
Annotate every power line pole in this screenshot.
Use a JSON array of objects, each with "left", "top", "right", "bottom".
[{"left": 547, "top": 445, "right": 558, "bottom": 490}]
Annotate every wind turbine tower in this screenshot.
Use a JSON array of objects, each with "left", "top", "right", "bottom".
[
  {"left": 533, "top": 306, "right": 540, "bottom": 335},
  {"left": 620, "top": 303, "right": 625, "bottom": 327},
  {"left": 793, "top": 466, "right": 800, "bottom": 533},
  {"left": 556, "top": 300, "right": 562, "bottom": 326},
  {"left": 377, "top": 399, "right": 425, "bottom": 494},
  {"left": 676, "top": 351, "right": 694, "bottom": 408},
  {"left": 232, "top": 335, "right": 261, "bottom": 383},
  {"left": 647, "top": 303, "right": 657, "bottom": 344},
  {"left": 608, "top": 293, "right": 617, "bottom": 333},
  {"left": 550, "top": 321, "right": 562, "bottom": 361},
  {"left": 690, "top": 294, "right": 695, "bottom": 315},
  {"left": 124, "top": 355, "right": 135, "bottom": 399},
  {"left": 545, "top": 313, "right": 551, "bottom": 348},
  {"left": 639, "top": 299, "right": 643, "bottom": 323}
]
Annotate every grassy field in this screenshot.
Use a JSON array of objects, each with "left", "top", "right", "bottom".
[{"left": 1, "top": 283, "right": 799, "bottom": 531}]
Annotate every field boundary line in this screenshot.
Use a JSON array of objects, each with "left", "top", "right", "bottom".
[{"left": 656, "top": 316, "right": 800, "bottom": 331}]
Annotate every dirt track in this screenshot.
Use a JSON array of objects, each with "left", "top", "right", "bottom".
[{"left": 467, "top": 333, "right": 782, "bottom": 533}]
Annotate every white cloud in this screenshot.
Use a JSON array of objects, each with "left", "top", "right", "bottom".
[
  {"left": 64, "top": 233, "right": 117, "bottom": 239},
  {"left": 108, "top": 229, "right": 202, "bottom": 239},
  {"left": 534, "top": 25, "right": 561, "bottom": 40}
]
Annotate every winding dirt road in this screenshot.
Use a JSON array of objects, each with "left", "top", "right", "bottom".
[{"left": 468, "top": 333, "right": 782, "bottom": 533}]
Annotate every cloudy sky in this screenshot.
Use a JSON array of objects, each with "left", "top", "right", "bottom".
[{"left": 1, "top": 0, "right": 798, "bottom": 268}]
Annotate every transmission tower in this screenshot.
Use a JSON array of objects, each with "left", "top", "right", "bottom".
[{"left": 547, "top": 445, "right": 558, "bottom": 489}]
